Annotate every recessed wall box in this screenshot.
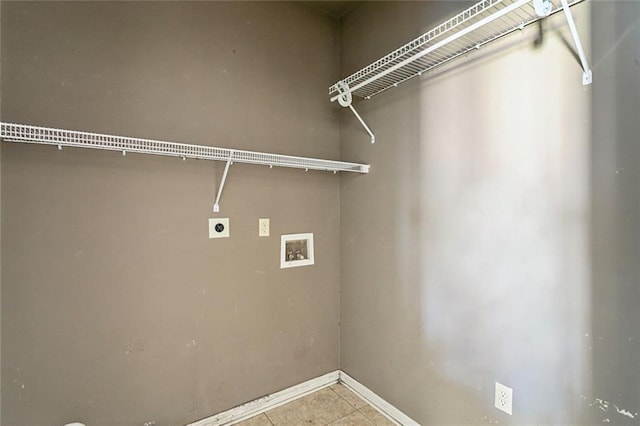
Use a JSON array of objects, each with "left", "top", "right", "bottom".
[{"left": 281, "top": 233, "right": 314, "bottom": 268}]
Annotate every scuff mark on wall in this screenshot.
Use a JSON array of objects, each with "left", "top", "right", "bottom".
[
  {"left": 14, "top": 379, "right": 26, "bottom": 401},
  {"left": 123, "top": 338, "right": 146, "bottom": 355},
  {"left": 590, "top": 398, "right": 610, "bottom": 412},
  {"left": 614, "top": 405, "right": 637, "bottom": 419},
  {"left": 586, "top": 397, "right": 639, "bottom": 422}
]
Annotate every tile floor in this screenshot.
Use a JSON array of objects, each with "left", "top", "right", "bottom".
[{"left": 235, "top": 384, "right": 396, "bottom": 426}]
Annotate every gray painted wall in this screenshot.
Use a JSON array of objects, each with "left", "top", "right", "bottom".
[
  {"left": 3, "top": 1, "right": 639, "bottom": 425},
  {"left": 1, "top": 2, "right": 341, "bottom": 425},
  {"left": 0, "top": 1, "right": 3, "bottom": 422},
  {"left": 341, "top": 1, "right": 639, "bottom": 424},
  {"left": 591, "top": 1, "right": 640, "bottom": 423}
]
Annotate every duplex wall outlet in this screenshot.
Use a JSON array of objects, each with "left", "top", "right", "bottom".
[
  {"left": 495, "top": 382, "right": 513, "bottom": 415},
  {"left": 209, "top": 218, "right": 229, "bottom": 239},
  {"left": 259, "top": 218, "right": 270, "bottom": 237}
]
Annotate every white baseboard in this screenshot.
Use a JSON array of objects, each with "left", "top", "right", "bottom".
[
  {"left": 187, "top": 370, "right": 340, "bottom": 426},
  {"left": 338, "top": 371, "right": 420, "bottom": 426},
  {"left": 187, "top": 369, "right": 419, "bottom": 426}
]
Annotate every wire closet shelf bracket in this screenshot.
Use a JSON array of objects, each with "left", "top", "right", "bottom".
[
  {"left": 1, "top": 122, "right": 370, "bottom": 212},
  {"left": 330, "top": 0, "right": 591, "bottom": 143}
]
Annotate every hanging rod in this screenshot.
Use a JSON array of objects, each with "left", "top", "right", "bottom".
[
  {"left": 0, "top": 122, "right": 370, "bottom": 174},
  {"left": 330, "top": 0, "right": 589, "bottom": 103}
]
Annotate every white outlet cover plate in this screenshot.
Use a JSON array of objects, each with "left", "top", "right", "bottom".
[
  {"left": 259, "top": 218, "right": 270, "bottom": 237},
  {"left": 209, "top": 218, "right": 230, "bottom": 239},
  {"left": 495, "top": 382, "right": 513, "bottom": 415}
]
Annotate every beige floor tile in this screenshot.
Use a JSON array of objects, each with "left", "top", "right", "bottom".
[
  {"left": 235, "top": 413, "right": 273, "bottom": 426},
  {"left": 358, "top": 405, "right": 397, "bottom": 426},
  {"left": 265, "top": 387, "right": 356, "bottom": 426},
  {"left": 328, "top": 410, "right": 376, "bottom": 425},
  {"left": 330, "top": 384, "right": 368, "bottom": 410}
]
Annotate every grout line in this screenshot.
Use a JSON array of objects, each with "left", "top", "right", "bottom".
[
  {"left": 358, "top": 407, "right": 379, "bottom": 425},
  {"left": 335, "top": 380, "right": 374, "bottom": 411},
  {"left": 356, "top": 409, "right": 376, "bottom": 426},
  {"left": 328, "top": 385, "right": 379, "bottom": 425},
  {"left": 324, "top": 387, "right": 359, "bottom": 426},
  {"left": 359, "top": 407, "right": 371, "bottom": 421},
  {"left": 327, "top": 385, "right": 350, "bottom": 406},
  {"left": 263, "top": 413, "right": 275, "bottom": 426},
  {"left": 338, "top": 371, "right": 414, "bottom": 425},
  {"left": 331, "top": 383, "right": 363, "bottom": 409},
  {"left": 324, "top": 411, "right": 355, "bottom": 426}
]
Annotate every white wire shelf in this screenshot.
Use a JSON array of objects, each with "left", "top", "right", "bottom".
[
  {"left": 0, "top": 122, "right": 370, "bottom": 174},
  {"left": 330, "top": 0, "right": 588, "bottom": 102}
]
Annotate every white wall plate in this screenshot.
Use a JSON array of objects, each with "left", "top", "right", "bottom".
[{"left": 209, "top": 218, "right": 230, "bottom": 239}]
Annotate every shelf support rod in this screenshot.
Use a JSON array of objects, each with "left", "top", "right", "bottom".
[
  {"left": 336, "top": 81, "right": 376, "bottom": 144},
  {"left": 348, "top": 104, "right": 376, "bottom": 144},
  {"left": 213, "top": 150, "right": 234, "bottom": 213},
  {"left": 559, "top": 0, "right": 592, "bottom": 85}
]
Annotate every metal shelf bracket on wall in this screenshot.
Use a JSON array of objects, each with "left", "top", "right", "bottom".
[
  {"left": 336, "top": 81, "right": 376, "bottom": 144},
  {"left": 213, "top": 151, "right": 233, "bottom": 213},
  {"left": 558, "top": 0, "right": 592, "bottom": 85},
  {"left": 330, "top": 0, "right": 592, "bottom": 142},
  {"left": 1, "top": 122, "right": 370, "bottom": 212}
]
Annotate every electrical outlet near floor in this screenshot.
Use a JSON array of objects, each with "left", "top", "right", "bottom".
[{"left": 495, "top": 382, "right": 513, "bottom": 415}]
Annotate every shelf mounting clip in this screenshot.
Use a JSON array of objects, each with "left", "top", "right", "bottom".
[
  {"left": 213, "top": 150, "right": 234, "bottom": 213},
  {"left": 336, "top": 81, "right": 376, "bottom": 144}
]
